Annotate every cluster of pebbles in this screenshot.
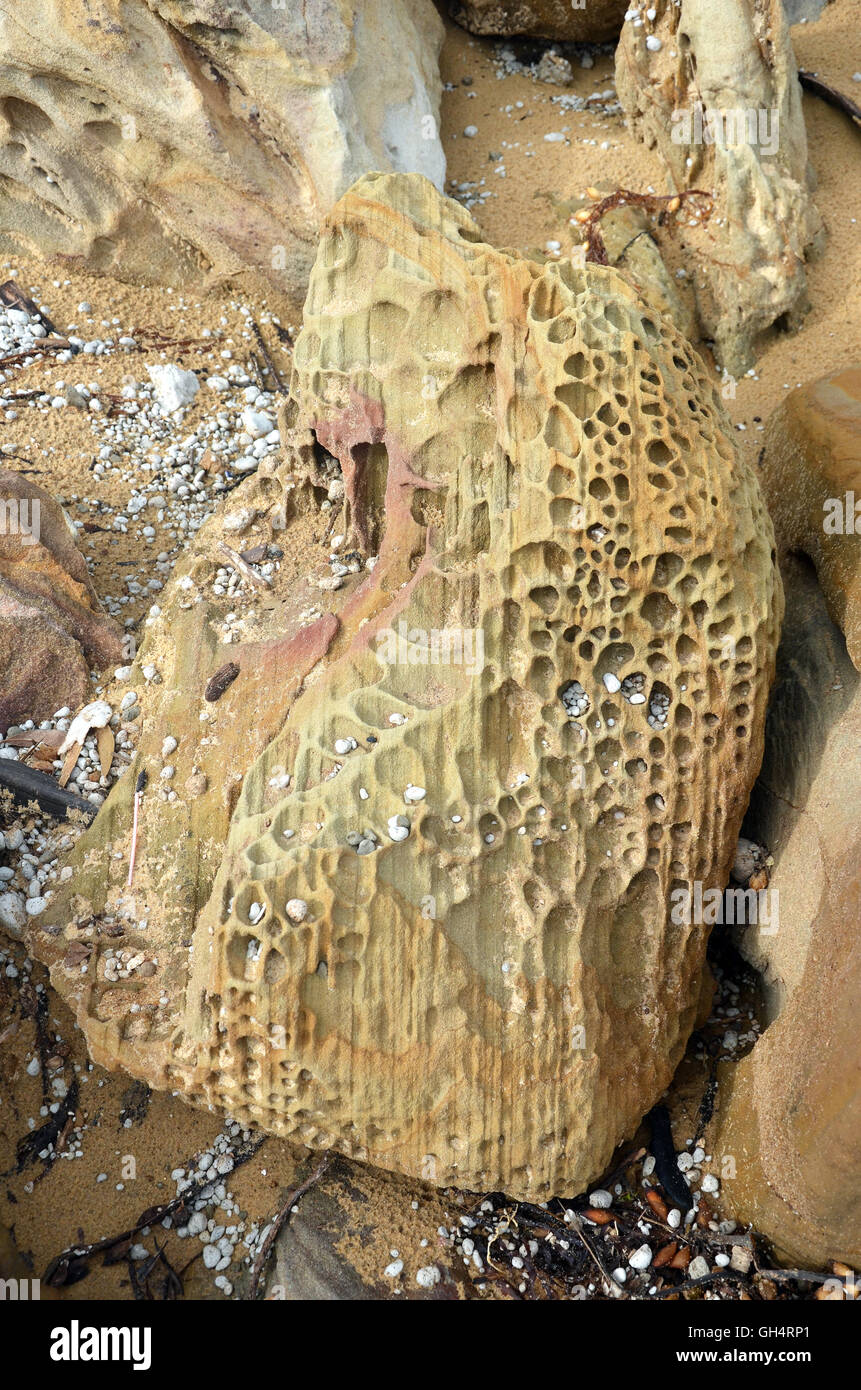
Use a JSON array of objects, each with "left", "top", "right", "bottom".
[
  {"left": 70, "top": 366, "right": 281, "bottom": 621},
  {"left": 0, "top": 278, "right": 296, "bottom": 939},
  {"left": 159, "top": 1124, "right": 277, "bottom": 1294},
  {"left": 0, "top": 298, "right": 61, "bottom": 358},
  {"left": 442, "top": 1140, "right": 743, "bottom": 1300},
  {"left": 0, "top": 274, "right": 287, "bottom": 632},
  {"left": 0, "top": 704, "right": 136, "bottom": 933}
]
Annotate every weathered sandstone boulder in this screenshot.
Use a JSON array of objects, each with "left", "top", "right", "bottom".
[
  {"left": 759, "top": 365, "right": 861, "bottom": 670},
  {"left": 714, "top": 370, "right": 861, "bottom": 1267},
  {"left": 0, "top": 0, "right": 445, "bottom": 301},
  {"left": 449, "top": 0, "right": 627, "bottom": 40},
  {"left": 615, "top": 0, "right": 824, "bottom": 375},
  {"left": 30, "top": 174, "right": 781, "bottom": 1198},
  {"left": 0, "top": 468, "right": 125, "bottom": 735}
]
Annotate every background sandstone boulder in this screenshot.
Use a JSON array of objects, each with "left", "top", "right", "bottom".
[
  {"left": 449, "top": 0, "right": 627, "bottom": 40},
  {"left": 615, "top": 0, "right": 824, "bottom": 375},
  {"left": 0, "top": 468, "right": 125, "bottom": 734},
  {"left": 0, "top": 0, "right": 445, "bottom": 303},
  {"left": 714, "top": 370, "right": 861, "bottom": 1268},
  {"left": 31, "top": 173, "right": 781, "bottom": 1199},
  {"left": 760, "top": 365, "right": 861, "bottom": 669}
]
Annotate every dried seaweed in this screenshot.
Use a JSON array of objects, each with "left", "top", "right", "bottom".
[
  {"left": 43, "top": 1133, "right": 266, "bottom": 1291},
  {"left": 575, "top": 187, "right": 713, "bottom": 264}
]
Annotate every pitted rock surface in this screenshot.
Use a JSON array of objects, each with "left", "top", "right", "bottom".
[{"left": 33, "top": 174, "right": 782, "bottom": 1197}]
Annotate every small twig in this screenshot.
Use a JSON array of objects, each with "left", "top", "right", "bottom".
[
  {"left": 217, "top": 540, "right": 272, "bottom": 590},
  {"left": 127, "top": 769, "right": 147, "bottom": 887},
  {"left": 798, "top": 70, "right": 861, "bottom": 127},
  {"left": 0, "top": 339, "right": 73, "bottom": 368},
  {"left": 248, "top": 351, "right": 266, "bottom": 391},
  {"left": 130, "top": 326, "right": 219, "bottom": 351},
  {"left": 758, "top": 1267, "right": 834, "bottom": 1286},
  {"left": 249, "top": 318, "right": 287, "bottom": 395},
  {"left": 249, "top": 1151, "right": 331, "bottom": 1298},
  {"left": 0, "top": 279, "right": 62, "bottom": 337}
]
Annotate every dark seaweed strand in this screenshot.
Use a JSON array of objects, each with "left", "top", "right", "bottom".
[{"left": 647, "top": 1104, "right": 693, "bottom": 1212}]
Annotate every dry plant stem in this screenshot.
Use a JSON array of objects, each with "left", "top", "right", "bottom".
[
  {"left": 569, "top": 1213, "right": 628, "bottom": 1298},
  {"left": 249, "top": 318, "right": 288, "bottom": 395},
  {"left": 0, "top": 339, "right": 73, "bottom": 367},
  {"left": 249, "top": 1151, "right": 332, "bottom": 1298},
  {"left": 127, "top": 776, "right": 147, "bottom": 886},
  {"left": 0, "top": 277, "right": 61, "bottom": 335}
]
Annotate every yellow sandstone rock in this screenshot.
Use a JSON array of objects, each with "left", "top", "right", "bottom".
[
  {"left": 616, "top": 0, "right": 824, "bottom": 375},
  {"left": 0, "top": 0, "right": 445, "bottom": 300},
  {"left": 31, "top": 174, "right": 781, "bottom": 1197}
]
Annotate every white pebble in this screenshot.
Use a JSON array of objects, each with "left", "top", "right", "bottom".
[
  {"left": 628, "top": 1244, "right": 652, "bottom": 1270},
  {"left": 147, "top": 363, "right": 199, "bottom": 412}
]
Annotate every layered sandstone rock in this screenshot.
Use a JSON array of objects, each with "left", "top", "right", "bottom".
[
  {"left": 30, "top": 174, "right": 781, "bottom": 1198},
  {"left": 714, "top": 369, "right": 861, "bottom": 1267},
  {"left": 0, "top": 0, "right": 445, "bottom": 301},
  {"left": 0, "top": 469, "right": 125, "bottom": 734},
  {"left": 450, "top": 0, "right": 627, "bottom": 40},
  {"left": 616, "top": 0, "right": 824, "bottom": 374}
]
